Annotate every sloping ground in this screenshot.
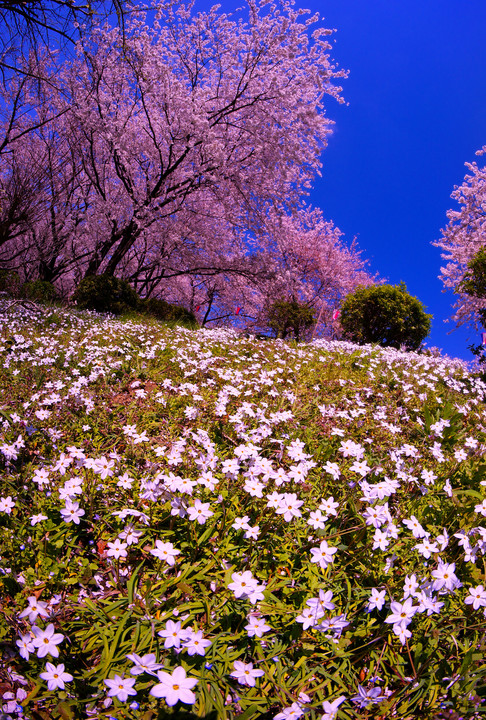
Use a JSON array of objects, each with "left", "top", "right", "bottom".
[{"left": 0, "top": 303, "right": 485, "bottom": 719}]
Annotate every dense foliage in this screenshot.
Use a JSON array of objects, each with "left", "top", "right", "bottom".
[
  {"left": 0, "top": 270, "right": 21, "bottom": 297},
  {"left": 458, "top": 248, "right": 486, "bottom": 323},
  {"left": 435, "top": 146, "right": 486, "bottom": 328},
  {"left": 21, "top": 280, "right": 58, "bottom": 303},
  {"left": 72, "top": 275, "right": 141, "bottom": 315},
  {"left": 266, "top": 300, "right": 316, "bottom": 341},
  {"left": 1, "top": 303, "right": 486, "bottom": 719},
  {"left": 140, "top": 298, "right": 197, "bottom": 328},
  {"left": 339, "top": 283, "right": 432, "bottom": 350}
]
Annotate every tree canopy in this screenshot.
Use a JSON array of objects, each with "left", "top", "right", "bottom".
[
  {"left": 435, "top": 146, "right": 486, "bottom": 329},
  {"left": 339, "top": 283, "right": 432, "bottom": 351},
  {"left": 0, "top": 0, "right": 377, "bottom": 331}
]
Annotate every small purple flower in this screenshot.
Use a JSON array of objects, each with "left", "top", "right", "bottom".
[{"left": 351, "top": 685, "right": 387, "bottom": 708}]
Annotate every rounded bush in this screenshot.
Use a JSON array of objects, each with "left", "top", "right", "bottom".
[
  {"left": 266, "top": 299, "right": 315, "bottom": 341},
  {"left": 0, "top": 269, "right": 21, "bottom": 297},
  {"left": 73, "top": 274, "right": 140, "bottom": 315},
  {"left": 141, "top": 297, "right": 198, "bottom": 327},
  {"left": 339, "top": 282, "right": 432, "bottom": 350},
  {"left": 21, "top": 279, "right": 57, "bottom": 303}
]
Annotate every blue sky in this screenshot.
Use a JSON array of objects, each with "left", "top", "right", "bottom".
[{"left": 301, "top": 0, "right": 486, "bottom": 359}]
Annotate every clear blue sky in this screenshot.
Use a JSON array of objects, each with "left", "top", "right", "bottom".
[{"left": 301, "top": 0, "right": 486, "bottom": 359}]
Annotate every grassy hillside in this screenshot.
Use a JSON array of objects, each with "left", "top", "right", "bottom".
[{"left": 0, "top": 302, "right": 485, "bottom": 720}]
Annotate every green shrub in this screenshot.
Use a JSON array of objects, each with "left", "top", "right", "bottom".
[
  {"left": 21, "top": 279, "right": 58, "bottom": 303},
  {"left": 458, "top": 246, "right": 486, "bottom": 305},
  {"left": 0, "top": 269, "right": 21, "bottom": 297},
  {"left": 73, "top": 274, "right": 140, "bottom": 315},
  {"left": 456, "top": 248, "right": 486, "bottom": 368},
  {"left": 339, "top": 282, "right": 432, "bottom": 350},
  {"left": 141, "top": 296, "right": 198, "bottom": 327},
  {"left": 266, "top": 298, "right": 315, "bottom": 341}
]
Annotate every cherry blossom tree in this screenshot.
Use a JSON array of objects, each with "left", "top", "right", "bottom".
[
  {"left": 434, "top": 146, "right": 486, "bottom": 328},
  {"left": 245, "top": 205, "right": 377, "bottom": 335},
  {"left": 0, "top": 0, "right": 376, "bottom": 329},
  {"left": 57, "top": 0, "right": 346, "bottom": 278},
  {"left": 0, "top": 0, "right": 133, "bottom": 80},
  {"left": 0, "top": 118, "right": 90, "bottom": 290},
  {"left": 157, "top": 205, "right": 376, "bottom": 334}
]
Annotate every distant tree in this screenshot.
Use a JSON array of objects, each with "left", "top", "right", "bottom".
[
  {"left": 456, "top": 247, "right": 486, "bottom": 366},
  {"left": 266, "top": 299, "right": 315, "bottom": 341},
  {"left": 152, "top": 206, "right": 377, "bottom": 334},
  {"left": 339, "top": 283, "right": 432, "bottom": 350},
  {"left": 434, "top": 146, "right": 486, "bottom": 328},
  {"left": 458, "top": 247, "right": 486, "bottom": 313},
  {"left": 251, "top": 206, "right": 376, "bottom": 334},
  {"left": 72, "top": 274, "right": 139, "bottom": 315}
]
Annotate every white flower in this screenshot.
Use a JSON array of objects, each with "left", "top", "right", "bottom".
[
  {"left": 232, "top": 516, "right": 251, "bottom": 531},
  {"left": 465, "top": 585, "right": 486, "bottom": 610},
  {"left": 150, "top": 666, "right": 198, "bottom": 706},
  {"left": 31, "top": 624, "right": 64, "bottom": 658},
  {"left": 245, "top": 615, "right": 271, "bottom": 638},
  {"left": 150, "top": 540, "right": 180, "bottom": 565},
  {"left": 16, "top": 633, "right": 34, "bottom": 659},
  {"left": 228, "top": 570, "right": 266, "bottom": 604},
  {"left": 0, "top": 496, "right": 15, "bottom": 514},
  {"left": 274, "top": 702, "right": 305, "bottom": 719},
  {"left": 60, "top": 499, "right": 85, "bottom": 524},
  {"left": 475, "top": 499, "right": 486, "bottom": 516},
  {"left": 319, "top": 497, "right": 339, "bottom": 516},
  {"left": 182, "top": 629, "right": 212, "bottom": 656},
  {"left": 310, "top": 540, "right": 337, "bottom": 570},
  {"left": 275, "top": 493, "right": 304, "bottom": 522},
  {"left": 230, "top": 660, "right": 264, "bottom": 687},
  {"left": 187, "top": 499, "right": 214, "bottom": 524},
  {"left": 393, "top": 623, "right": 412, "bottom": 645},
  {"left": 158, "top": 620, "right": 187, "bottom": 649},
  {"left": 321, "top": 695, "right": 346, "bottom": 720},
  {"left": 308, "top": 509, "right": 327, "bottom": 529},
  {"left": 384, "top": 598, "right": 418, "bottom": 628},
  {"left": 40, "top": 662, "right": 73, "bottom": 690},
  {"left": 367, "top": 588, "right": 386, "bottom": 612},
  {"left": 104, "top": 674, "right": 137, "bottom": 702},
  {"left": 19, "top": 596, "right": 49, "bottom": 623},
  {"left": 431, "top": 561, "right": 461, "bottom": 593},
  {"left": 403, "top": 515, "right": 427, "bottom": 538},
  {"left": 106, "top": 538, "right": 128, "bottom": 559},
  {"left": 126, "top": 652, "right": 163, "bottom": 676}
]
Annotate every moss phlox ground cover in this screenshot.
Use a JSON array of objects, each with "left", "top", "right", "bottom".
[{"left": 1, "top": 302, "right": 486, "bottom": 719}]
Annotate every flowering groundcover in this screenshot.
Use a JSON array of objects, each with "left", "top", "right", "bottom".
[{"left": 1, "top": 302, "right": 486, "bottom": 719}]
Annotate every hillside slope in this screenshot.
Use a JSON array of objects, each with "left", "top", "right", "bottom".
[{"left": 0, "top": 304, "right": 485, "bottom": 719}]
